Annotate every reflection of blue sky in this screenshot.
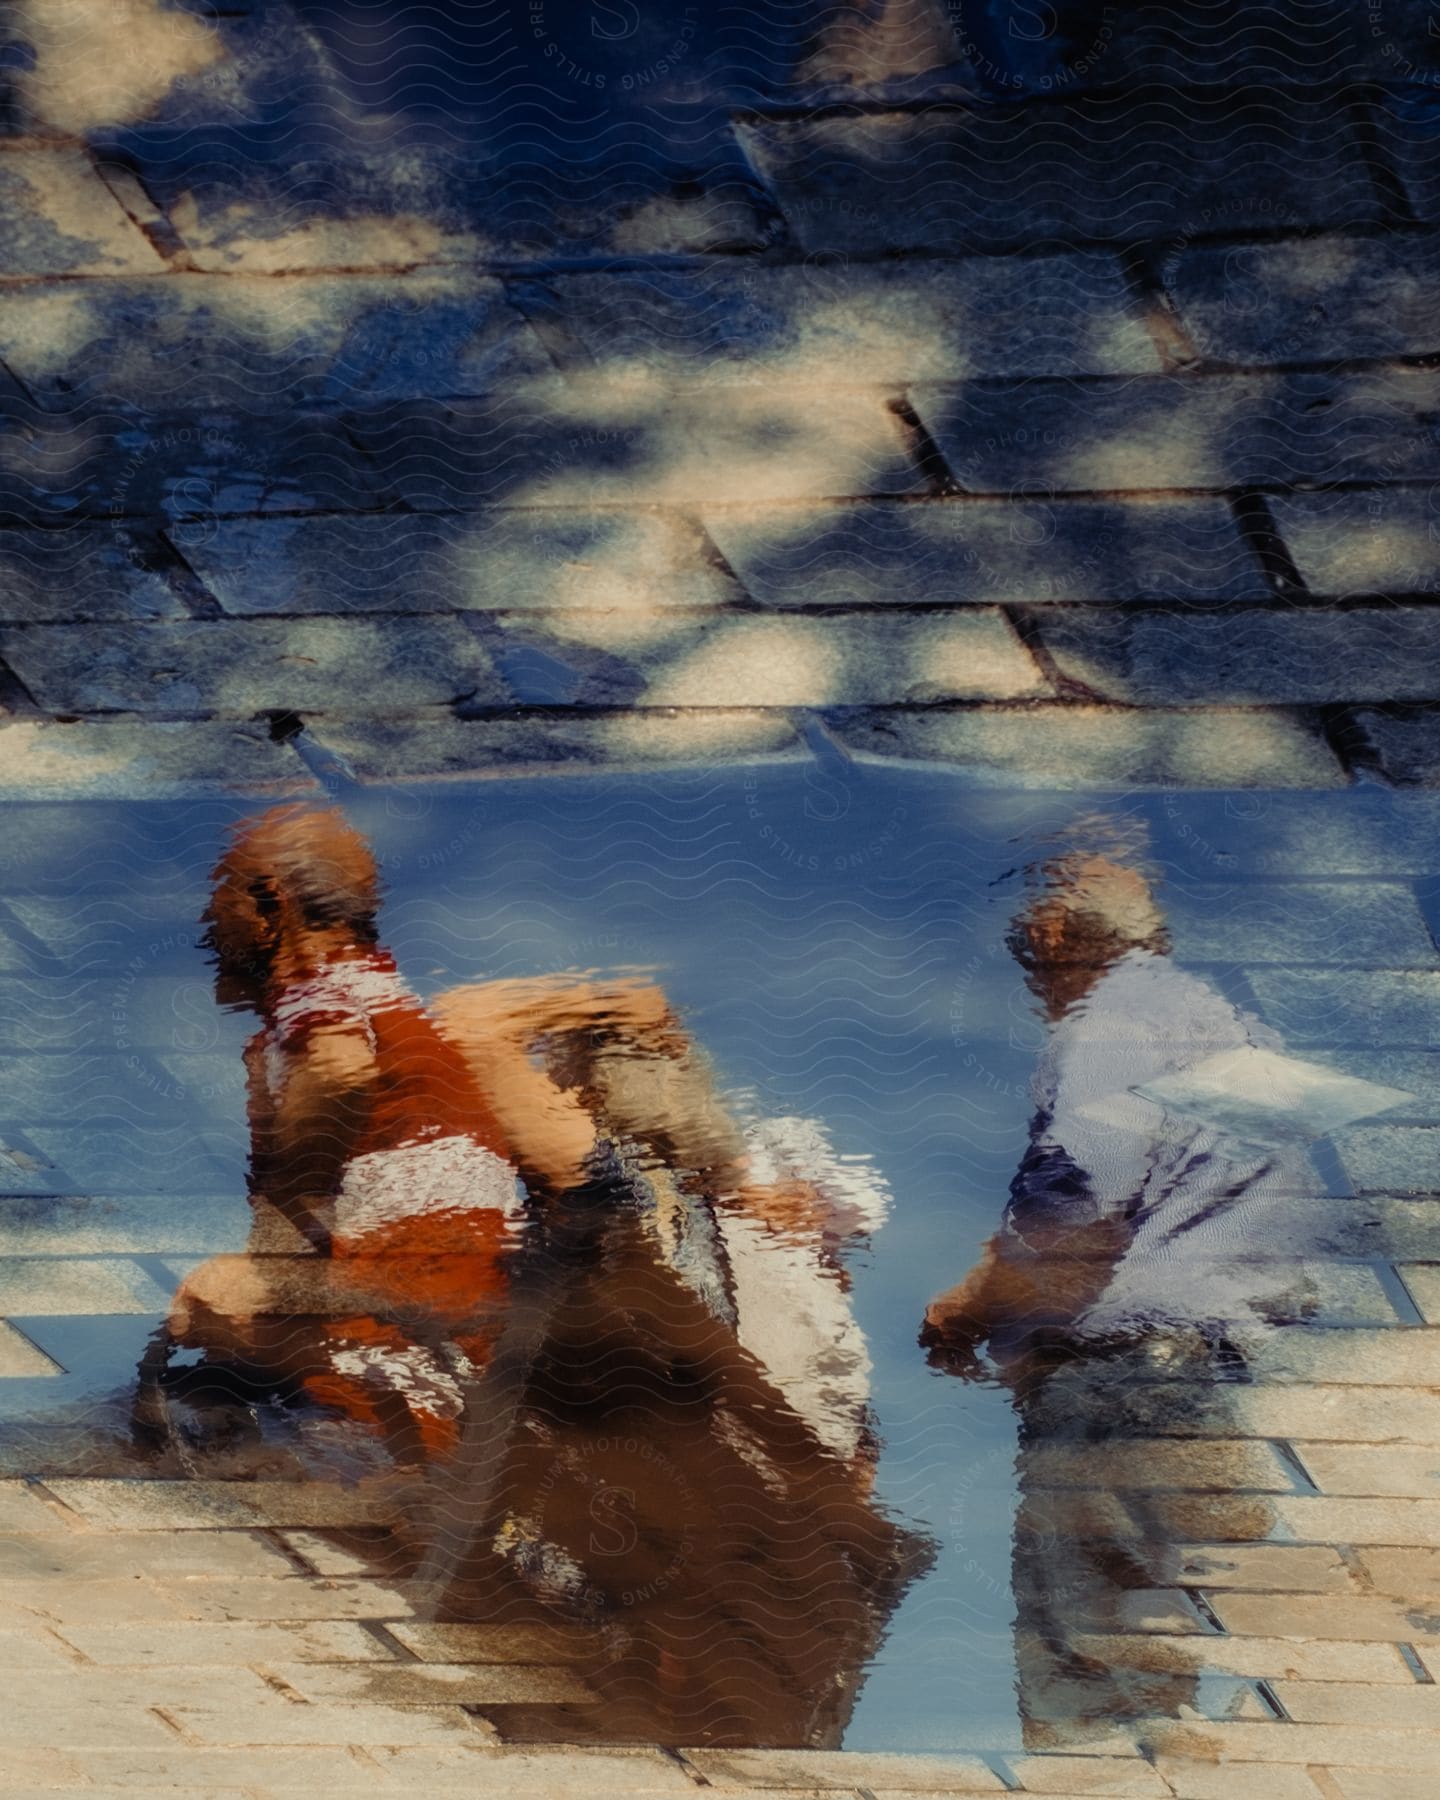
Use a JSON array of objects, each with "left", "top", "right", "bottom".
[{"left": 4, "top": 770, "right": 1440, "bottom": 1747}]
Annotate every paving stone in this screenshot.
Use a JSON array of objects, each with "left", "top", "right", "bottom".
[
  {"left": 505, "top": 607, "right": 1045, "bottom": 707},
  {"left": 305, "top": 710, "right": 806, "bottom": 782},
  {"left": 0, "top": 400, "right": 385, "bottom": 523},
  {"left": 1226, "top": 1492, "right": 1440, "bottom": 1547},
  {"left": 0, "top": 1625, "right": 73, "bottom": 1665},
  {"left": 737, "top": 89, "right": 1376, "bottom": 253},
  {"left": 1241, "top": 1328, "right": 1440, "bottom": 1389},
  {"left": 0, "top": 1480, "right": 69, "bottom": 1530},
  {"left": 384, "top": 1622, "right": 604, "bottom": 1665},
  {"left": 829, "top": 704, "right": 1342, "bottom": 788},
  {"left": 1166, "top": 882, "right": 1437, "bottom": 967},
  {"left": 1270, "top": 490, "right": 1440, "bottom": 600},
  {"left": 1149, "top": 1543, "right": 1353, "bottom": 1593},
  {"left": 1135, "top": 1720, "right": 1440, "bottom": 1774},
  {"left": 684, "top": 1748, "right": 1006, "bottom": 1790},
  {"left": 342, "top": 387, "right": 926, "bottom": 510},
  {"left": 160, "top": 1577, "right": 417, "bottom": 1623},
  {"left": 912, "top": 369, "right": 1440, "bottom": 493},
  {"left": 0, "top": 275, "right": 547, "bottom": 407},
  {"left": 1247, "top": 969, "right": 1440, "bottom": 1048},
  {"left": 1208, "top": 1592, "right": 1440, "bottom": 1642},
  {"left": 64, "top": 1747, "right": 404, "bottom": 1790},
  {"left": 1296, "top": 1442, "right": 1440, "bottom": 1498},
  {"left": 1023, "top": 1438, "right": 1296, "bottom": 1493},
  {"left": 1149, "top": 1759, "right": 1330, "bottom": 1800},
  {"left": 0, "top": 721, "right": 314, "bottom": 799},
  {"left": 365, "top": 1744, "right": 699, "bottom": 1792},
  {"left": 99, "top": 6, "right": 770, "bottom": 267},
  {"left": 515, "top": 255, "right": 1159, "bottom": 385},
  {"left": 1397, "top": 1262, "right": 1440, "bottom": 1321},
  {"left": 0, "top": 1700, "right": 176, "bottom": 1749},
  {"left": 0, "top": 149, "right": 161, "bottom": 276},
  {"left": 1358, "top": 1546, "right": 1440, "bottom": 1594},
  {"left": 1328, "top": 1773, "right": 1440, "bottom": 1800},
  {"left": 1069, "top": 1633, "right": 1412, "bottom": 1684},
  {"left": 0, "top": 1321, "right": 60, "bottom": 1376},
  {"left": 1153, "top": 1381, "right": 1440, "bottom": 1445},
  {"left": 0, "top": 1256, "right": 169, "bottom": 1316},
  {"left": 1272, "top": 1680, "right": 1440, "bottom": 1726},
  {"left": 42, "top": 1479, "right": 400, "bottom": 1531},
  {"left": 1112, "top": 1590, "right": 1213, "bottom": 1633},
  {"left": 58, "top": 1618, "right": 396, "bottom": 1665},
  {"left": 4, "top": 0, "right": 227, "bottom": 137},
  {"left": 705, "top": 496, "right": 1265, "bottom": 608},
  {"left": 0, "top": 1664, "right": 278, "bottom": 1713},
  {"left": 0, "top": 387, "right": 923, "bottom": 523},
  {"left": 0, "top": 1530, "right": 293, "bottom": 1582},
  {"left": 1348, "top": 708, "right": 1440, "bottom": 785},
  {"left": 164, "top": 1696, "right": 481, "bottom": 1746},
  {"left": 1334, "top": 1124, "right": 1440, "bottom": 1192},
  {"left": 1165, "top": 231, "right": 1440, "bottom": 365},
  {"left": 1031, "top": 606, "right": 1440, "bottom": 706},
  {"left": 0, "top": 618, "right": 499, "bottom": 716},
  {"left": 1002, "top": 1756, "right": 1170, "bottom": 1796},
  {"left": 0, "top": 1576, "right": 195, "bottom": 1624},
  {"left": 182, "top": 507, "right": 741, "bottom": 617},
  {"left": 0, "top": 525, "right": 181, "bottom": 624},
  {"left": 280, "top": 1660, "right": 596, "bottom": 1706}
]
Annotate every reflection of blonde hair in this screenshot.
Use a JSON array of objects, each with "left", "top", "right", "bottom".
[
  {"left": 1009, "top": 852, "right": 1169, "bottom": 1019},
  {"left": 204, "top": 805, "right": 379, "bottom": 990}
]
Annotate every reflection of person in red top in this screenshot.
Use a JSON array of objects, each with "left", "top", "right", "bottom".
[
  {"left": 143, "top": 803, "right": 882, "bottom": 1471},
  {"left": 135, "top": 802, "right": 925, "bottom": 1747}
]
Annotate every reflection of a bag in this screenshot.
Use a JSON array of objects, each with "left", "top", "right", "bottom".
[{"left": 417, "top": 1170, "right": 928, "bottom": 1748}]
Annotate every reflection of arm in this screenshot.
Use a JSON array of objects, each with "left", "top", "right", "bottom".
[{"left": 435, "top": 974, "right": 842, "bottom": 1239}]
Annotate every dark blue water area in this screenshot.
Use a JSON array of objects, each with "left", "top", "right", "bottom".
[{"left": 1, "top": 763, "right": 1438, "bottom": 1749}]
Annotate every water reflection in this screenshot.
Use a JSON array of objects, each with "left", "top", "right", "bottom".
[
  {"left": 921, "top": 824, "right": 1408, "bottom": 1746},
  {"left": 134, "top": 802, "right": 926, "bottom": 1745}
]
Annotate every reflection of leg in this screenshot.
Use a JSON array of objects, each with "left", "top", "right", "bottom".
[
  {"left": 1012, "top": 1343, "right": 1206, "bottom": 1748},
  {"left": 301, "top": 1317, "right": 495, "bottom": 1466}
]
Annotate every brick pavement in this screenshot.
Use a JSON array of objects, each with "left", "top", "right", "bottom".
[{"left": 2, "top": 0, "right": 1440, "bottom": 1792}]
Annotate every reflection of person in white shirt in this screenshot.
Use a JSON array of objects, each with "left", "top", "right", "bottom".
[
  {"left": 921, "top": 849, "right": 1402, "bottom": 1375},
  {"left": 920, "top": 843, "right": 1408, "bottom": 1748}
]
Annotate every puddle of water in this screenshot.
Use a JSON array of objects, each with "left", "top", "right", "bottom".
[{"left": 0, "top": 765, "right": 1436, "bottom": 1752}]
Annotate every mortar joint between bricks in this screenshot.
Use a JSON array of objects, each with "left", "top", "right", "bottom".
[
  {"left": 1230, "top": 492, "right": 1308, "bottom": 600},
  {"left": 887, "top": 396, "right": 962, "bottom": 494},
  {"left": 659, "top": 1745, "right": 712, "bottom": 1784},
  {"left": 1119, "top": 245, "right": 1200, "bottom": 373},
  {"left": 362, "top": 1620, "right": 425, "bottom": 1661}
]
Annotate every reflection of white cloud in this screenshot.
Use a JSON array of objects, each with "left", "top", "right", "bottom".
[{"left": 16, "top": 0, "right": 223, "bottom": 133}]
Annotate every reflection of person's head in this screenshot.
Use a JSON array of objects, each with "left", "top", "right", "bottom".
[
  {"left": 1008, "top": 853, "right": 1169, "bottom": 1020},
  {"left": 203, "top": 804, "right": 380, "bottom": 1009}
]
